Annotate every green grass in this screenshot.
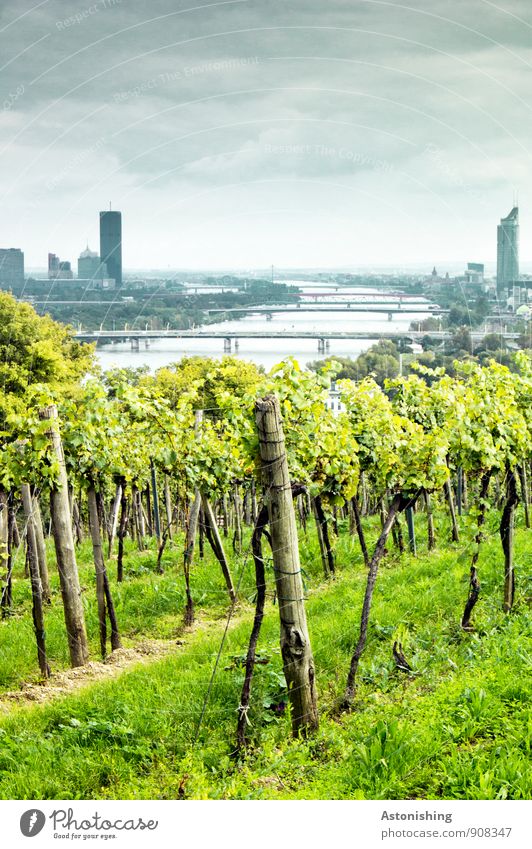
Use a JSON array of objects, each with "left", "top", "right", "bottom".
[{"left": 0, "top": 506, "right": 530, "bottom": 799}]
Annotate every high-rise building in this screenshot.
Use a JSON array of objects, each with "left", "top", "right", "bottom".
[
  {"left": 497, "top": 206, "right": 519, "bottom": 293},
  {"left": 465, "top": 262, "right": 485, "bottom": 284},
  {"left": 48, "top": 253, "right": 73, "bottom": 279},
  {"left": 78, "top": 245, "right": 107, "bottom": 279},
  {"left": 99, "top": 209, "right": 122, "bottom": 286},
  {"left": 0, "top": 248, "right": 24, "bottom": 286},
  {"left": 48, "top": 252, "right": 60, "bottom": 278}
]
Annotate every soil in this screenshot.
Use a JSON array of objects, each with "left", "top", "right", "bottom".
[
  {"left": 0, "top": 611, "right": 245, "bottom": 712},
  {"left": 0, "top": 639, "right": 182, "bottom": 710}
]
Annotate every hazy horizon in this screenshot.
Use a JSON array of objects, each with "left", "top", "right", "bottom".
[{"left": 2, "top": 0, "right": 532, "bottom": 269}]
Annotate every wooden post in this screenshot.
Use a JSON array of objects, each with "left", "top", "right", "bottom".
[
  {"left": 145, "top": 483, "right": 153, "bottom": 537},
  {"left": 222, "top": 493, "right": 229, "bottom": 538},
  {"left": 132, "top": 484, "right": 145, "bottom": 550},
  {"left": 233, "top": 484, "right": 243, "bottom": 553},
  {"left": 150, "top": 462, "right": 161, "bottom": 544},
  {"left": 312, "top": 495, "right": 335, "bottom": 577},
  {"left": 88, "top": 485, "right": 121, "bottom": 657},
  {"left": 117, "top": 478, "right": 129, "bottom": 582},
  {"left": 31, "top": 493, "right": 51, "bottom": 602},
  {"left": 183, "top": 410, "right": 203, "bottom": 625},
  {"left": 72, "top": 496, "right": 84, "bottom": 545},
  {"left": 163, "top": 476, "right": 173, "bottom": 539},
  {"left": 250, "top": 479, "right": 258, "bottom": 524},
  {"left": 21, "top": 484, "right": 50, "bottom": 677},
  {"left": 107, "top": 481, "right": 123, "bottom": 557},
  {"left": 444, "top": 479, "right": 460, "bottom": 542},
  {"left": 456, "top": 467, "right": 463, "bottom": 516},
  {"left": 40, "top": 405, "right": 89, "bottom": 667},
  {"left": 405, "top": 505, "right": 416, "bottom": 555},
  {"left": 0, "top": 488, "right": 10, "bottom": 615},
  {"left": 351, "top": 497, "right": 369, "bottom": 566},
  {"left": 425, "top": 490, "right": 435, "bottom": 551},
  {"left": 501, "top": 466, "right": 519, "bottom": 613},
  {"left": 519, "top": 464, "right": 530, "bottom": 529},
  {"left": 255, "top": 395, "right": 318, "bottom": 737}
]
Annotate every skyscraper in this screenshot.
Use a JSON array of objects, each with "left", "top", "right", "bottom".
[
  {"left": 0, "top": 248, "right": 24, "bottom": 286},
  {"left": 497, "top": 206, "right": 519, "bottom": 293},
  {"left": 99, "top": 208, "right": 122, "bottom": 286}
]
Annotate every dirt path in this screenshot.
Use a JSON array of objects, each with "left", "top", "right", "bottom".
[
  {"left": 0, "top": 612, "right": 247, "bottom": 713},
  {"left": 0, "top": 639, "right": 183, "bottom": 711}
]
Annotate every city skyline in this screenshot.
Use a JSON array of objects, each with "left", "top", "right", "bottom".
[{"left": 2, "top": 0, "right": 532, "bottom": 268}]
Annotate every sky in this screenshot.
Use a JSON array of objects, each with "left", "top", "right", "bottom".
[{"left": 1, "top": 0, "right": 532, "bottom": 271}]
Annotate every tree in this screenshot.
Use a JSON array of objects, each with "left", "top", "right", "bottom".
[
  {"left": 0, "top": 292, "right": 93, "bottom": 422},
  {"left": 309, "top": 341, "right": 400, "bottom": 387},
  {"left": 144, "top": 356, "right": 263, "bottom": 412}
]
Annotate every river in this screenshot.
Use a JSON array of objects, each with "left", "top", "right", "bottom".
[{"left": 96, "top": 284, "right": 434, "bottom": 371}]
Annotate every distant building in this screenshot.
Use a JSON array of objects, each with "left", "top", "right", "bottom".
[
  {"left": 99, "top": 209, "right": 122, "bottom": 286},
  {"left": 326, "top": 381, "right": 345, "bottom": 415},
  {"left": 77, "top": 245, "right": 107, "bottom": 280},
  {"left": 58, "top": 261, "right": 73, "bottom": 279},
  {"left": 464, "top": 262, "right": 486, "bottom": 287},
  {"left": 425, "top": 266, "right": 449, "bottom": 285},
  {"left": 48, "top": 253, "right": 60, "bottom": 278},
  {"left": 48, "top": 253, "right": 73, "bottom": 279},
  {"left": 465, "top": 262, "right": 484, "bottom": 283},
  {"left": 0, "top": 248, "right": 24, "bottom": 285},
  {"left": 497, "top": 206, "right": 519, "bottom": 293},
  {"left": 507, "top": 277, "right": 531, "bottom": 311}
]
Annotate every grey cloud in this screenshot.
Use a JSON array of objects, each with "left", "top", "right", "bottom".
[{"left": 1, "top": 0, "right": 532, "bottom": 267}]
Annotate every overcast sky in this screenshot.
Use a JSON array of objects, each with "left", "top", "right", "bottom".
[{"left": 1, "top": 0, "right": 532, "bottom": 271}]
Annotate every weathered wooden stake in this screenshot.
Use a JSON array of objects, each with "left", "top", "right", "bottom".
[
  {"left": 425, "top": 490, "right": 436, "bottom": 551},
  {"left": 32, "top": 493, "right": 51, "bottom": 602},
  {"left": 501, "top": 465, "right": 519, "bottom": 613},
  {"left": 518, "top": 464, "right": 530, "bottom": 529},
  {"left": 405, "top": 505, "right": 416, "bottom": 555},
  {"left": 255, "top": 395, "right": 318, "bottom": 737},
  {"left": 312, "top": 495, "right": 335, "bottom": 577},
  {"left": 444, "top": 478, "right": 460, "bottom": 542},
  {"left": 40, "top": 405, "right": 89, "bottom": 667},
  {"left": 163, "top": 476, "right": 174, "bottom": 539},
  {"left": 150, "top": 461, "right": 161, "bottom": 544},
  {"left": 182, "top": 411, "right": 203, "bottom": 625},
  {"left": 351, "top": 497, "right": 369, "bottom": 566},
  {"left": 107, "top": 481, "right": 123, "bottom": 557},
  {"left": 0, "top": 488, "right": 11, "bottom": 616}
]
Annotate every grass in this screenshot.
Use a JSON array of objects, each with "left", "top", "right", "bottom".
[{"left": 0, "top": 505, "right": 530, "bottom": 799}]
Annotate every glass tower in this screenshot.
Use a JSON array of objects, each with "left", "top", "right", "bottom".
[
  {"left": 99, "top": 210, "right": 122, "bottom": 286},
  {"left": 496, "top": 207, "right": 519, "bottom": 293}
]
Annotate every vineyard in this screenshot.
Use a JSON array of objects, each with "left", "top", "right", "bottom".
[{"left": 0, "top": 294, "right": 531, "bottom": 800}]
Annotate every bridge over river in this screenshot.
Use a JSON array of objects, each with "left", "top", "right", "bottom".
[
  {"left": 204, "top": 304, "right": 448, "bottom": 318},
  {"left": 76, "top": 328, "right": 519, "bottom": 354}
]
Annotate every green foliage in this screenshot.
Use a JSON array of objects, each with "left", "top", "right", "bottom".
[
  {"left": 309, "top": 340, "right": 400, "bottom": 386},
  {"left": 0, "top": 522, "right": 529, "bottom": 800},
  {"left": 142, "top": 356, "right": 263, "bottom": 412},
  {"left": 0, "top": 292, "right": 93, "bottom": 422}
]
